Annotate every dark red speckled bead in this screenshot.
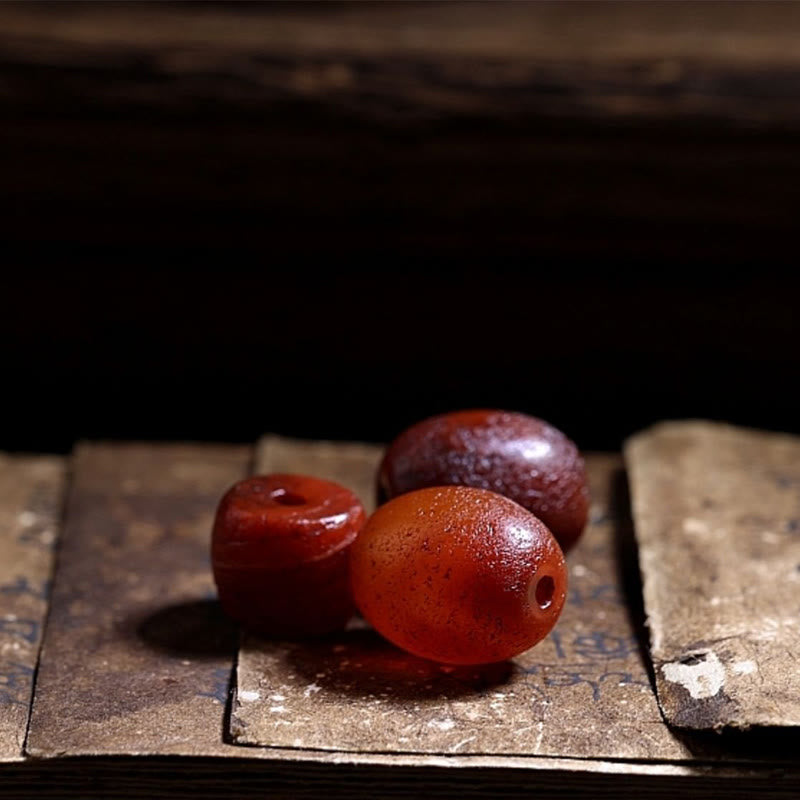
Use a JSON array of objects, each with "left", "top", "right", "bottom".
[
  {"left": 350, "top": 485, "right": 567, "bottom": 665},
  {"left": 378, "top": 409, "right": 589, "bottom": 552},
  {"left": 212, "top": 474, "right": 365, "bottom": 637}
]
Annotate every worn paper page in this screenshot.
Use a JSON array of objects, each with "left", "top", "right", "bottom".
[
  {"left": 0, "top": 454, "right": 65, "bottom": 762},
  {"left": 233, "top": 442, "right": 690, "bottom": 759},
  {"left": 26, "top": 442, "right": 251, "bottom": 757},
  {"left": 18, "top": 435, "right": 797, "bottom": 785},
  {"left": 625, "top": 421, "right": 800, "bottom": 730}
]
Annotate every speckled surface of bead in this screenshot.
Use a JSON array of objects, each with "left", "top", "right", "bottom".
[
  {"left": 212, "top": 473, "right": 365, "bottom": 636},
  {"left": 379, "top": 409, "right": 589, "bottom": 552},
  {"left": 350, "top": 485, "right": 567, "bottom": 665}
]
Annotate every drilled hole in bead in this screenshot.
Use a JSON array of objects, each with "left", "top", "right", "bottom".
[
  {"left": 270, "top": 489, "right": 307, "bottom": 506},
  {"left": 534, "top": 575, "right": 555, "bottom": 610}
]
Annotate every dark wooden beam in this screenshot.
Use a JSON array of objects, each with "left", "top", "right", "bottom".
[{"left": 1, "top": 2, "right": 799, "bottom": 260}]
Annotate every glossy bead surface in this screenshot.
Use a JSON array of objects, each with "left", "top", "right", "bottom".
[
  {"left": 212, "top": 474, "right": 365, "bottom": 636},
  {"left": 350, "top": 485, "right": 567, "bottom": 665},
  {"left": 378, "top": 409, "right": 589, "bottom": 552}
]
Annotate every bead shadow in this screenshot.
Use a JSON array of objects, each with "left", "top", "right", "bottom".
[
  {"left": 610, "top": 467, "right": 657, "bottom": 693},
  {"left": 284, "top": 626, "right": 513, "bottom": 703},
  {"left": 135, "top": 599, "right": 238, "bottom": 658}
]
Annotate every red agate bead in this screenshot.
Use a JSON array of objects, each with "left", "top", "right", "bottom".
[
  {"left": 350, "top": 485, "right": 567, "bottom": 665},
  {"left": 212, "top": 474, "right": 365, "bottom": 636},
  {"left": 378, "top": 409, "right": 589, "bottom": 552}
]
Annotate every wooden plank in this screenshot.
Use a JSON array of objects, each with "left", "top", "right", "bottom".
[
  {"left": 625, "top": 421, "right": 800, "bottom": 729},
  {"left": 2, "top": 753, "right": 799, "bottom": 800},
  {"left": 2, "top": 3, "right": 800, "bottom": 264},
  {"left": 233, "top": 442, "right": 688, "bottom": 760},
  {"left": 0, "top": 454, "right": 65, "bottom": 762},
  {"left": 3, "top": 2, "right": 800, "bottom": 126},
  {"left": 25, "top": 442, "right": 251, "bottom": 757}
]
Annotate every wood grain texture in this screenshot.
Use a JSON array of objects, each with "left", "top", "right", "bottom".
[
  {"left": 0, "top": 454, "right": 65, "bottom": 762},
  {"left": 625, "top": 421, "right": 800, "bottom": 730},
  {"left": 2, "top": 754, "right": 799, "bottom": 800},
  {"left": 2, "top": 2, "right": 800, "bottom": 263},
  {"left": 3, "top": 2, "right": 800, "bottom": 125}
]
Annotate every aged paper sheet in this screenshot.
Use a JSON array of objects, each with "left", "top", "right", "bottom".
[
  {"left": 0, "top": 454, "right": 65, "bottom": 761},
  {"left": 234, "top": 441, "right": 688, "bottom": 759},
  {"left": 626, "top": 421, "right": 800, "bottom": 729}
]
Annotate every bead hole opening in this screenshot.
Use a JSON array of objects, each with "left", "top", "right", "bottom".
[
  {"left": 270, "top": 489, "right": 307, "bottom": 506},
  {"left": 534, "top": 575, "right": 555, "bottom": 610}
]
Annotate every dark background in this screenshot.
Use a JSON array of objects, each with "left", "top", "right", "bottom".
[{"left": 2, "top": 2, "right": 799, "bottom": 454}]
